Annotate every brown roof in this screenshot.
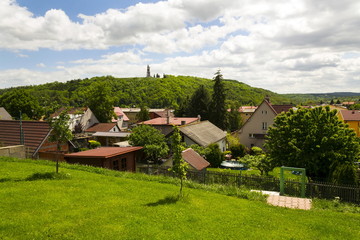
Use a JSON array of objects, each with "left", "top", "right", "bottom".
[
  {"left": 64, "top": 147, "right": 143, "bottom": 159},
  {"left": 340, "top": 110, "right": 360, "bottom": 121},
  {"left": 85, "top": 123, "right": 119, "bottom": 132},
  {"left": 113, "top": 107, "right": 130, "bottom": 121},
  {"left": 0, "top": 120, "right": 51, "bottom": 156},
  {"left": 140, "top": 117, "right": 199, "bottom": 126},
  {"left": 181, "top": 148, "right": 210, "bottom": 171},
  {"left": 270, "top": 104, "right": 294, "bottom": 114}
]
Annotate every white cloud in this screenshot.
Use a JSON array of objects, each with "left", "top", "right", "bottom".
[{"left": 1, "top": 0, "right": 360, "bottom": 93}]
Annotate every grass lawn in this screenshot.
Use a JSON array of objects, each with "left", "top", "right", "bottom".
[{"left": 1, "top": 157, "right": 359, "bottom": 239}]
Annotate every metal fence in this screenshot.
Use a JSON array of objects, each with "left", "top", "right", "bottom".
[{"left": 138, "top": 166, "right": 360, "bottom": 204}]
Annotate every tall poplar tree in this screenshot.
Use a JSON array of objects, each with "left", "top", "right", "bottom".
[{"left": 210, "top": 70, "right": 227, "bottom": 130}]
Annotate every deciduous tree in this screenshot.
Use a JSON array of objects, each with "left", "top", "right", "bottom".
[
  {"left": 48, "top": 111, "right": 73, "bottom": 173},
  {"left": 265, "top": 106, "right": 360, "bottom": 182},
  {"left": 86, "top": 82, "right": 115, "bottom": 123},
  {"left": 128, "top": 125, "right": 169, "bottom": 163},
  {"left": 169, "top": 126, "right": 188, "bottom": 197}
]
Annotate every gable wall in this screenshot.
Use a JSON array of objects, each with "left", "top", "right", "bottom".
[{"left": 238, "top": 101, "right": 277, "bottom": 149}]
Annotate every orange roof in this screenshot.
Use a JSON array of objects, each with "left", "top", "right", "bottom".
[
  {"left": 181, "top": 148, "right": 210, "bottom": 170},
  {"left": 64, "top": 147, "right": 143, "bottom": 159},
  {"left": 140, "top": 117, "right": 199, "bottom": 126},
  {"left": 85, "top": 123, "right": 118, "bottom": 132},
  {"left": 113, "top": 107, "right": 129, "bottom": 121},
  {"left": 340, "top": 110, "right": 360, "bottom": 121}
]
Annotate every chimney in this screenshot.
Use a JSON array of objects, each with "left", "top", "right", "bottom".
[
  {"left": 265, "top": 95, "right": 270, "bottom": 103},
  {"left": 181, "top": 121, "right": 186, "bottom": 125},
  {"left": 166, "top": 109, "right": 171, "bottom": 124},
  {"left": 197, "top": 115, "right": 201, "bottom": 122}
]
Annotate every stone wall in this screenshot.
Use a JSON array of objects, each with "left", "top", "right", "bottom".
[{"left": 0, "top": 145, "right": 26, "bottom": 158}]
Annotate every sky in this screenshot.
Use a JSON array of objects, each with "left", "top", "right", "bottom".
[{"left": 0, "top": 0, "right": 360, "bottom": 94}]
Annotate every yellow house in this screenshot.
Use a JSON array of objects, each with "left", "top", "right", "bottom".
[{"left": 338, "top": 110, "right": 360, "bottom": 137}]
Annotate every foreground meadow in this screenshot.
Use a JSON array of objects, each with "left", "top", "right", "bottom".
[{"left": 0, "top": 157, "right": 359, "bottom": 239}]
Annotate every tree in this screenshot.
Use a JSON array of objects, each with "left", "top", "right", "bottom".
[
  {"left": 230, "top": 144, "right": 246, "bottom": 159},
  {"left": 128, "top": 125, "right": 169, "bottom": 163},
  {"left": 136, "top": 105, "right": 150, "bottom": 122},
  {"left": 228, "top": 103, "right": 242, "bottom": 132},
  {"left": 188, "top": 85, "right": 211, "bottom": 120},
  {"left": 86, "top": 82, "right": 115, "bottom": 123},
  {"left": 169, "top": 126, "right": 188, "bottom": 197},
  {"left": 48, "top": 111, "right": 73, "bottom": 173},
  {"left": 205, "top": 143, "right": 224, "bottom": 167},
  {"left": 265, "top": 106, "right": 360, "bottom": 181},
  {"left": 210, "top": 70, "right": 227, "bottom": 130},
  {"left": 0, "top": 89, "right": 43, "bottom": 120}
]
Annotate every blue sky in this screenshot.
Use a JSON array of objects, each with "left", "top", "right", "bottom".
[{"left": 1, "top": 0, "right": 360, "bottom": 93}]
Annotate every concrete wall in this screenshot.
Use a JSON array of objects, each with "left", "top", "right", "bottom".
[{"left": 0, "top": 145, "right": 26, "bottom": 158}]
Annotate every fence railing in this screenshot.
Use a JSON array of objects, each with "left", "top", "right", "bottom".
[{"left": 138, "top": 166, "right": 360, "bottom": 204}]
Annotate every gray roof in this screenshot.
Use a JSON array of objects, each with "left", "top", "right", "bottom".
[
  {"left": 0, "top": 107, "right": 12, "bottom": 120},
  {"left": 180, "top": 121, "right": 226, "bottom": 147},
  {"left": 92, "top": 132, "right": 131, "bottom": 137}
]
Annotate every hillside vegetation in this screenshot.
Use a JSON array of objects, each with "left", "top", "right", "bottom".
[
  {"left": 0, "top": 75, "right": 289, "bottom": 112},
  {"left": 1, "top": 157, "right": 360, "bottom": 240}
]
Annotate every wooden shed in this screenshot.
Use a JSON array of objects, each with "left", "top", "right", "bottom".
[{"left": 64, "top": 147, "right": 143, "bottom": 172}]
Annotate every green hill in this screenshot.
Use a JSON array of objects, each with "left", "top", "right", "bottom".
[
  {"left": 0, "top": 75, "right": 289, "bottom": 112},
  {"left": 1, "top": 157, "right": 360, "bottom": 239}
]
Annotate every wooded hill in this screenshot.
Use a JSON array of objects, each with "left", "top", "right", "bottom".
[{"left": 0, "top": 75, "right": 289, "bottom": 112}]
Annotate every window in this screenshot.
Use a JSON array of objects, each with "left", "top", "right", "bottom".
[
  {"left": 113, "top": 160, "right": 119, "bottom": 170},
  {"left": 262, "top": 110, "right": 267, "bottom": 114},
  {"left": 262, "top": 122, "right": 268, "bottom": 130},
  {"left": 121, "top": 158, "right": 127, "bottom": 170},
  {"left": 249, "top": 133, "right": 255, "bottom": 138}
]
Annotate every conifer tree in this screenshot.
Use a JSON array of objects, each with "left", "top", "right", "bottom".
[
  {"left": 188, "top": 85, "right": 211, "bottom": 120},
  {"left": 210, "top": 70, "right": 227, "bottom": 130}
]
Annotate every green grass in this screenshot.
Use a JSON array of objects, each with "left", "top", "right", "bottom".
[{"left": 1, "top": 157, "right": 360, "bottom": 239}]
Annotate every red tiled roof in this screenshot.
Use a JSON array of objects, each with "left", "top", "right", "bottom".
[
  {"left": 0, "top": 120, "right": 51, "bottom": 155},
  {"left": 271, "top": 104, "right": 293, "bottom": 114},
  {"left": 85, "top": 123, "right": 118, "bottom": 132},
  {"left": 140, "top": 117, "right": 199, "bottom": 126},
  {"left": 113, "top": 107, "right": 129, "bottom": 121},
  {"left": 64, "top": 147, "right": 143, "bottom": 159},
  {"left": 340, "top": 110, "right": 360, "bottom": 121},
  {"left": 181, "top": 148, "right": 210, "bottom": 171}
]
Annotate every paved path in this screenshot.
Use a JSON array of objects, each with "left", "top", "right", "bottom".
[{"left": 267, "top": 195, "right": 312, "bottom": 210}]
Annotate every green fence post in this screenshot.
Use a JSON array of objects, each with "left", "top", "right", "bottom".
[
  {"left": 280, "top": 167, "right": 285, "bottom": 196},
  {"left": 301, "top": 168, "right": 306, "bottom": 198}
]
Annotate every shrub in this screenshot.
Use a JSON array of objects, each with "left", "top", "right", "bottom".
[{"left": 89, "top": 140, "right": 101, "bottom": 149}]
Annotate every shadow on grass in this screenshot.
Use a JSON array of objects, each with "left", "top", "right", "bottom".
[
  {"left": 25, "top": 172, "right": 71, "bottom": 181},
  {"left": 145, "top": 195, "right": 180, "bottom": 207},
  {"left": 0, "top": 178, "right": 13, "bottom": 183}
]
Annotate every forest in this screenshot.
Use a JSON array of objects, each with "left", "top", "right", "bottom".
[{"left": 0, "top": 74, "right": 359, "bottom": 120}]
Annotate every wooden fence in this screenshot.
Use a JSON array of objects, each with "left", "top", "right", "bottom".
[{"left": 138, "top": 166, "right": 360, "bottom": 204}]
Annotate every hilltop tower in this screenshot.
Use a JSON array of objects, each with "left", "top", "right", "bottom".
[{"left": 146, "top": 65, "right": 151, "bottom": 77}]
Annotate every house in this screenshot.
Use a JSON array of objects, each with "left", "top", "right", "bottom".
[
  {"left": 179, "top": 120, "right": 227, "bottom": 152},
  {"left": 337, "top": 110, "right": 360, "bottom": 137},
  {"left": 50, "top": 107, "right": 99, "bottom": 133},
  {"left": 64, "top": 147, "right": 143, "bottom": 172},
  {"left": 0, "top": 107, "right": 12, "bottom": 120},
  {"left": 113, "top": 107, "right": 130, "bottom": 129},
  {"left": 0, "top": 120, "right": 69, "bottom": 158},
  {"left": 85, "top": 123, "right": 130, "bottom": 146},
  {"left": 235, "top": 98, "right": 293, "bottom": 149},
  {"left": 140, "top": 116, "right": 200, "bottom": 136},
  {"left": 237, "top": 106, "right": 257, "bottom": 124}
]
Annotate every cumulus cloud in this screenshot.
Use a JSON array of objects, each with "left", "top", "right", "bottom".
[{"left": 1, "top": 0, "right": 360, "bottom": 93}]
